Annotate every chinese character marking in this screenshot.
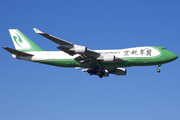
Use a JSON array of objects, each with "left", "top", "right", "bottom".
[
  {"left": 131, "top": 50, "right": 138, "bottom": 55},
  {"left": 146, "top": 49, "right": 152, "bottom": 56},
  {"left": 124, "top": 50, "right": 130, "bottom": 56},
  {"left": 140, "top": 49, "right": 145, "bottom": 56}
]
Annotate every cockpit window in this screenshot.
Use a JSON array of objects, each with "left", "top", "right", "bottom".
[{"left": 162, "top": 48, "right": 166, "bottom": 49}]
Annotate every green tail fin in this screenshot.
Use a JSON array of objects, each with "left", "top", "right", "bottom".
[{"left": 9, "top": 29, "right": 44, "bottom": 52}]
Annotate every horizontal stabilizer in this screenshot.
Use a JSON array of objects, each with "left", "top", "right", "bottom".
[{"left": 2, "top": 47, "right": 33, "bottom": 56}]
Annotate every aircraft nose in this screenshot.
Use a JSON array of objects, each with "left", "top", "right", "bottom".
[
  {"left": 167, "top": 51, "right": 178, "bottom": 61},
  {"left": 173, "top": 53, "right": 178, "bottom": 60}
]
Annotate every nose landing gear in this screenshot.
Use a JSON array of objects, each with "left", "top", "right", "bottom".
[{"left": 157, "top": 65, "right": 161, "bottom": 73}]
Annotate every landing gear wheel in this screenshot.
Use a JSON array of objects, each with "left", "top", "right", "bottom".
[
  {"left": 99, "top": 75, "right": 103, "bottom": 78},
  {"left": 157, "top": 64, "right": 161, "bottom": 73},
  {"left": 157, "top": 69, "right": 161, "bottom": 73},
  {"left": 87, "top": 66, "right": 100, "bottom": 76},
  {"left": 99, "top": 71, "right": 104, "bottom": 78},
  {"left": 87, "top": 70, "right": 93, "bottom": 75}
]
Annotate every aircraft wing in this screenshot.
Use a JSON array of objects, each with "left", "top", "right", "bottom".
[
  {"left": 33, "top": 28, "right": 101, "bottom": 65},
  {"left": 33, "top": 28, "right": 125, "bottom": 66},
  {"left": 33, "top": 28, "right": 99, "bottom": 56},
  {"left": 33, "top": 28, "right": 73, "bottom": 46}
]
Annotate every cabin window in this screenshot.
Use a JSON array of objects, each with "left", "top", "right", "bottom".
[{"left": 162, "top": 48, "right": 166, "bottom": 49}]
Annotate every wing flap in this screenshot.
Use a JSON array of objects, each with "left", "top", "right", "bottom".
[
  {"left": 74, "top": 55, "right": 96, "bottom": 66},
  {"left": 57, "top": 46, "right": 75, "bottom": 56}
]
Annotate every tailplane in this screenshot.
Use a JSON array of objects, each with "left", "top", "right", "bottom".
[
  {"left": 9, "top": 29, "right": 44, "bottom": 52},
  {"left": 2, "top": 47, "right": 34, "bottom": 56}
]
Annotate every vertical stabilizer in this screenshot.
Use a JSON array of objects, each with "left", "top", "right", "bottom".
[{"left": 9, "top": 29, "right": 44, "bottom": 52}]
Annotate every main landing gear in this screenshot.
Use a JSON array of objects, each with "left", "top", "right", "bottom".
[
  {"left": 157, "top": 65, "right": 161, "bottom": 73},
  {"left": 87, "top": 66, "right": 99, "bottom": 76},
  {"left": 87, "top": 66, "right": 108, "bottom": 78},
  {"left": 99, "top": 71, "right": 105, "bottom": 78}
]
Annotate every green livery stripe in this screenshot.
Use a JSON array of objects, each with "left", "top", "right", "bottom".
[
  {"left": 13, "top": 34, "right": 22, "bottom": 48},
  {"left": 34, "top": 54, "right": 171, "bottom": 68},
  {"left": 16, "top": 30, "right": 44, "bottom": 52}
]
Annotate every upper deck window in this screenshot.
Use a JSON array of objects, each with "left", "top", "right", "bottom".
[{"left": 162, "top": 48, "right": 166, "bottom": 49}]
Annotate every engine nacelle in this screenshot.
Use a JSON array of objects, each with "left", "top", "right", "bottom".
[
  {"left": 102, "top": 55, "right": 115, "bottom": 62},
  {"left": 111, "top": 68, "right": 127, "bottom": 76},
  {"left": 74, "top": 46, "right": 87, "bottom": 53},
  {"left": 71, "top": 45, "right": 87, "bottom": 54},
  {"left": 103, "top": 71, "right": 109, "bottom": 77}
]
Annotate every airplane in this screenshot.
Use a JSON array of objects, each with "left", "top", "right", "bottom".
[{"left": 3, "top": 28, "right": 178, "bottom": 78}]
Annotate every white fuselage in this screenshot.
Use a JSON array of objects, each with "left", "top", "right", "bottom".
[{"left": 12, "top": 46, "right": 161, "bottom": 61}]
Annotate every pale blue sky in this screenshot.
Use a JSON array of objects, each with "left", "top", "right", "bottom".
[{"left": 1, "top": 0, "right": 180, "bottom": 120}]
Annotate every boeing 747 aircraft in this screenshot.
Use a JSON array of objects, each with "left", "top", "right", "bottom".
[{"left": 3, "top": 28, "right": 178, "bottom": 78}]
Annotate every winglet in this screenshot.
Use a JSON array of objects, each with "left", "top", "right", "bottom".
[{"left": 33, "top": 28, "right": 43, "bottom": 34}]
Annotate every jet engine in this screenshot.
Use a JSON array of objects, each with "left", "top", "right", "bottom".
[
  {"left": 111, "top": 68, "right": 127, "bottom": 75},
  {"left": 70, "top": 45, "right": 87, "bottom": 54},
  {"left": 102, "top": 55, "right": 115, "bottom": 62}
]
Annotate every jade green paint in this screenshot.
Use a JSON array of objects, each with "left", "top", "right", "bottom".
[
  {"left": 13, "top": 34, "right": 22, "bottom": 48},
  {"left": 16, "top": 30, "right": 44, "bottom": 52}
]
